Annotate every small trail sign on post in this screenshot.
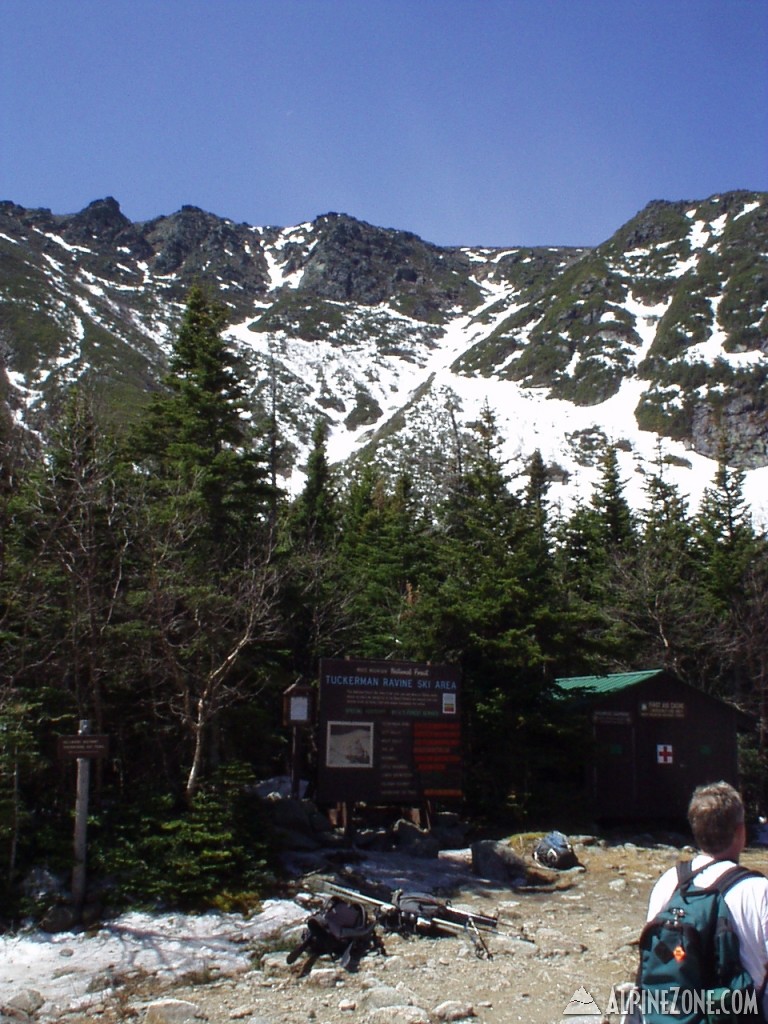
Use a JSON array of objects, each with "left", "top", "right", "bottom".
[
  {"left": 58, "top": 734, "right": 110, "bottom": 760},
  {"left": 283, "top": 682, "right": 315, "bottom": 799}
]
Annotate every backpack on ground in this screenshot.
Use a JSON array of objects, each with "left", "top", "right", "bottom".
[
  {"left": 533, "top": 830, "right": 579, "bottom": 870},
  {"left": 637, "top": 861, "right": 765, "bottom": 1023},
  {"left": 287, "top": 895, "right": 382, "bottom": 970}
]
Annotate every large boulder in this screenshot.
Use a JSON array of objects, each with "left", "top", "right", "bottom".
[
  {"left": 392, "top": 819, "right": 440, "bottom": 859},
  {"left": 470, "top": 840, "right": 528, "bottom": 885}
]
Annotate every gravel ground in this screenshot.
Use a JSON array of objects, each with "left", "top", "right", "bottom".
[
  {"left": 9, "top": 839, "right": 768, "bottom": 1024},
  {"left": 161, "top": 842, "right": 768, "bottom": 1024}
]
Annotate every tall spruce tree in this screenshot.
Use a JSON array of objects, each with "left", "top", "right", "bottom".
[
  {"left": 515, "top": 449, "right": 575, "bottom": 673},
  {"left": 280, "top": 420, "right": 350, "bottom": 674},
  {"left": 336, "top": 464, "right": 432, "bottom": 659},
  {"left": 555, "top": 445, "right": 639, "bottom": 670},
  {"left": 133, "top": 284, "right": 275, "bottom": 554},
  {"left": 591, "top": 445, "right": 636, "bottom": 551},
  {"left": 695, "top": 443, "right": 757, "bottom": 611},
  {"left": 290, "top": 420, "right": 337, "bottom": 549},
  {"left": 692, "top": 444, "right": 763, "bottom": 702},
  {"left": 124, "top": 286, "right": 283, "bottom": 801},
  {"left": 414, "top": 408, "right": 551, "bottom": 813},
  {"left": 609, "top": 450, "right": 704, "bottom": 676}
]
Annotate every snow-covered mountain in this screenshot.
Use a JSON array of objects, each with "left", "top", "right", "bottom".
[{"left": 1, "top": 191, "right": 766, "bottom": 521}]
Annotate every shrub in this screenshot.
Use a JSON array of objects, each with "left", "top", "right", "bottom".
[{"left": 91, "top": 763, "right": 276, "bottom": 911}]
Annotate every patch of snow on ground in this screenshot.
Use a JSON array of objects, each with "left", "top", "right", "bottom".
[
  {"left": 688, "top": 220, "right": 710, "bottom": 250},
  {"left": 0, "top": 848, "right": 485, "bottom": 1016},
  {"left": 668, "top": 252, "right": 699, "bottom": 278},
  {"left": 427, "top": 290, "right": 735, "bottom": 516},
  {"left": 710, "top": 213, "right": 728, "bottom": 237},
  {"left": 42, "top": 253, "right": 65, "bottom": 275},
  {"left": 0, "top": 900, "right": 308, "bottom": 1014},
  {"left": 42, "top": 232, "right": 95, "bottom": 255},
  {"left": 735, "top": 201, "right": 761, "bottom": 220}
]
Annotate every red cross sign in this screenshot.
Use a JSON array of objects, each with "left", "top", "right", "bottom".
[{"left": 657, "top": 744, "right": 674, "bottom": 764}]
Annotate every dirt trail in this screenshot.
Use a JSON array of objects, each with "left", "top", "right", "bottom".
[{"left": 158, "top": 840, "right": 768, "bottom": 1024}]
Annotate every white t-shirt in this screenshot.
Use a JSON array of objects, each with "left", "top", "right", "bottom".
[{"left": 647, "top": 855, "right": 768, "bottom": 1015}]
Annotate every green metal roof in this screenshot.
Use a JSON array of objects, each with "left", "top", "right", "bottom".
[{"left": 555, "top": 669, "right": 665, "bottom": 695}]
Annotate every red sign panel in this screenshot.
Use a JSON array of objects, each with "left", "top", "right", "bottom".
[{"left": 317, "top": 658, "right": 462, "bottom": 804}]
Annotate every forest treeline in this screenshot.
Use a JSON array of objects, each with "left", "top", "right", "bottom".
[{"left": 1, "top": 286, "right": 767, "bottom": 914}]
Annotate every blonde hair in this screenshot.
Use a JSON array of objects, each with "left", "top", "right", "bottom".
[{"left": 687, "top": 781, "right": 744, "bottom": 856}]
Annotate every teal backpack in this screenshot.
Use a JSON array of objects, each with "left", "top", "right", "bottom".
[{"left": 638, "top": 861, "right": 766, "bottom": 1023}]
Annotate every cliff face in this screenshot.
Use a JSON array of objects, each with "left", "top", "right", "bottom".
[{"left": 1, "top": 190, "right": 766, "bottom": 508}]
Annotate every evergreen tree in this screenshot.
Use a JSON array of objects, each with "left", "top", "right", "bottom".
[
  {"left": 514, "top": 449, "right": 579, "bottom": 674},
  {"left": 442, "top": 402, "right": 518, "bottom": 543},
  {"left": 0, "top": 390, "right": 140, "bottom": 881},
  {"left": 591, "top": 445, "right": 636, "bottom": 551},
  {"left": 123, "top": 286, "right": 285, "bottom": 799},
  {"left": 337, "top": 464, "right": 432, "bottom": 659},
  {"left": 2, "top": 390, "right": 129, "bottom": 726},
  {"left": 290, "top": 420, "right": 337, "bottom": 549},
  {"left": 554, "top": 446, "right": 641, "bottom": 671},
  {"left": 133, "top": 284, "right": 275, "bottom": 553},
  {"left": 695, "top": 443, "right": 757, "bottom": 611},
  {"left": 518, "top": 449, "right": 554, "bottom": 595},
  {"left": 609, "top": 450, "right": 705, "bottom": 677},
  {"left": 692, "top": 443, "right": 763, "bottom": 702},
  {"left": 729, "top": 549, "right": 768, "bottom": 774},
  {"left": 279, "top": 420, "right": 349, "bottom": 675},
  {"left": 410, "top": 409, "right": 552, "bottom": 813}
]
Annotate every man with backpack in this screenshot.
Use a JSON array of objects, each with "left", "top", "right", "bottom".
[{"left": 638, "top": 781, "right": 768, "bottom": 1022}]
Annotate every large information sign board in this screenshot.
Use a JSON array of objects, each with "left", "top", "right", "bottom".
[{"left": 317, "top": 658, "right": 462, "bottom": 804}]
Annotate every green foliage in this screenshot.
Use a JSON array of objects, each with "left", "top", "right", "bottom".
[
  {"left": 249, "top": 295, "right": 346, "bottom": 340},
  {"left": 334, "top": 465, "right": 436, "bottom": 659},
  {"left": 289, "top": 420, "right": 337, "bottom": 549},
  {"left": 694, "top": 443, "right": 758, "bottom": 614},
  {"left": 718, "top": 255, "right": 768, "bottom": 349},
  {"left": 343, "top": 390, "right": 383, "bottom": 431},
  {"left": 649, "top": 278, "right": 713, "bottom": 359},
  {"left": 607, "top": 200, "right": 691, "bottom": 253},
  {"left": 3, "top": 303, "right": 768, "bottom": 898},
  {"left": 132, "top": 284, "right": 276, "bottom": 553},
  {"left": 737, "top": 733, "right": 767, "bottom": 818},
  {"left": 0, "top": 696, "right": 45, "bottom": 903},
  {"left": 591, "top": 446, "right": 637, "bottom": 551},
  {"left": 91, "top": 764, "right": 275, "bottom": 910},
  {"left": 635, "top": 390, "right": 692, "bottom": 440}
]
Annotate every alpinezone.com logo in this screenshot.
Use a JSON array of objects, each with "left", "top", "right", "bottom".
[{"left": 563, "top": 985, "right": 758, "bottom": 1018}]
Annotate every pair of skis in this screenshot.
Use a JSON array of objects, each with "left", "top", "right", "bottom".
[{"left": 322, "top": 882, "right": 499, "bottom": 959}]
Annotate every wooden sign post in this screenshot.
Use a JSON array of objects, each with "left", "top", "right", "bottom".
[{"left": 58, "top": 721, "right": 109, "bottom": 918}]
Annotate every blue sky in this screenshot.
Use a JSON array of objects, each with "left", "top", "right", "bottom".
[{"left": 2, "top": 0, "right": 766, "bottom": 247}]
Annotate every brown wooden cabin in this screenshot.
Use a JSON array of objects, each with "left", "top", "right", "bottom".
[{"left": 555, "top": 668, "right": 753, "bottom": 822}]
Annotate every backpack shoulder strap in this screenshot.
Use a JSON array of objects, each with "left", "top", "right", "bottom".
[
  {"left": 707, "top": 866, "right": 768, "bottom": 1008},
  {"left": 672, "top": 858, "right": 711, "bottom": 895},
  {"left": 704, "top": 864, "right": 764, "bottom": 897},
  {"left": 675, "top": 859, "right": 695, "bottom": 887}
]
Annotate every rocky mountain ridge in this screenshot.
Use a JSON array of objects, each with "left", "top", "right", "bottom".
[{"left": 1, "top": 190, "right": 766, "bottom": 516}]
